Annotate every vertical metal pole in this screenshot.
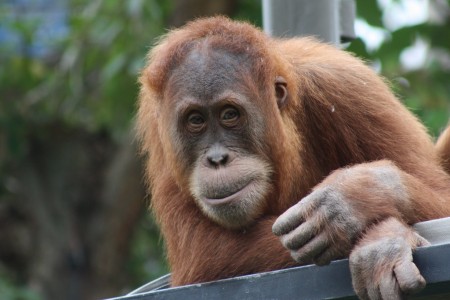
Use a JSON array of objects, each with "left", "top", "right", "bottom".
[
  {"left": 340, "top": 0, "right": 356, "bottom": 43},
  {"left": 262, "top": 0, "right": 355, "bottom": 45}
]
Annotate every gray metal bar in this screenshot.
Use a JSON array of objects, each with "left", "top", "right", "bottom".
[
  {"left": 414, "top": 217, "right": 450, "bottom": 246},
  {"left": 126, "top": 274, "right": 171, "bottom": 296},
  {"left": 339, "top": 0, "right": 356, "bottom": 42},
  {"left": 262, "top": 0, "right": 355, "bottom": 44},
  {"left": 107, "top": 243, "right": 450, "bottom": 300},
  {"left": 109, "top": 217, "right": 450, "bottom": 300}
]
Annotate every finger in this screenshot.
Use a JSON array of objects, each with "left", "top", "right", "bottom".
[
  {"left": 414, "top": 232, "right": 430, "bottom": 248},
  {"left": 272, "top": 203, "right": 304, "bottom": 236},
  {"left": 380, "top": 274, "right": 404, "bottom": 300},
  {"left": 272, "top": 193, "right": 318, "bottom": 236},
  {"left": 351, "top": 275, "right": 370, "bottom": 300},
  {"left": 280, "top": 218, "right": 319, "bottom": 250},
  {"left": 394, "top": 260, "right": 426, "bottom": 295},
  {"left": 350, "top": 252, "right": 370, "bottom": 300},
  {"left": 291, "top": 232, "right": 329, "bottom": 264},
  {"left": 366, "top": 282, "right": 382, "bottom": 300},
  {"left": 313, "top": 245, "right": 342, "bottom": 266}
]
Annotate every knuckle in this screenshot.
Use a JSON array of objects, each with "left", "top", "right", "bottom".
[
  {"left": 291, "top": 250, "right": 313, "bottom": 264},
  {"left": 281, "top": 231, "right": 307, "bottom": 250},
  {"left": 314, "top": 255, "right": 332, "bottom": 266},
  {"left": 281, "top": 235, "right": 296, "bottom": 250},
  {"left": 401, "top": 279, "right": 426, "bottom": 295},
  {"left": 349, "top": 252, "right": 363, "bottom": 266},
  {"left": 304, "top": 188, "right": 329, "bottom": 208},
  {"left": 291, "top": 250, "right": 304, "bottom": 263},
  {"left": 350, "top": 246, "right": 370, "bottom": 265}
]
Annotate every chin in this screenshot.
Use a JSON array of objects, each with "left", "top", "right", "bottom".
[
  {"left": 192, "top": 179, "right": 271, "bottom": 230},
  {"left": 189, "top": 155, "right": 273, "bottom": 229}
]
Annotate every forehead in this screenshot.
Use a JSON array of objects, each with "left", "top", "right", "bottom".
[{"left": 166, "top": 44, "right": 252, "bottom": 101}]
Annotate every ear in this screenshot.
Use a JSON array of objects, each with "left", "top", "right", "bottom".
[{"left": 275, "top": 76, "right": 288, "bottom": 109}]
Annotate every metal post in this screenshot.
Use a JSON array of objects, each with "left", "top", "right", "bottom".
[{"left": 262, "top": 0, "right": 356, "bottom": 45}]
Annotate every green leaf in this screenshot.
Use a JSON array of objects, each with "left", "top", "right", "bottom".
[
  {"left": 356, "top": 0, "right": 383, "bottom": 27},
  {"left": 347, "top": 38, "right": 373, "bottom": 60}
]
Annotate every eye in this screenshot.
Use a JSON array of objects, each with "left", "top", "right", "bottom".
[
  {"left": 188, "top": 113, "right": 204, "bottom": 125},
  {"left": 186, "top": 112, "right": 206, "bottom": 132},
  {"left": 220, "top": 107, "right": 240, "bottom": 126}
]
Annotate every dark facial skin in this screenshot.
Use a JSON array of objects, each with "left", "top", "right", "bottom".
[{"left": 162, "top": 45, "right": 287, "bottom": 229}]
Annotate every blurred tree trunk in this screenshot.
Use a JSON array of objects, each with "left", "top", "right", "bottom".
[{"left": 0, "top": 125, "right": 146, "bottom": 300}]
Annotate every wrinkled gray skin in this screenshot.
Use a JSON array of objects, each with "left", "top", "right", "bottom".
[
  {"left": 272, "top": 165, "right": 428, "bottom": 300},
  {"left": 272, "top": 187, "right": 364, "bottom": 265},
  {"left": 349, "top": 218, "right": 428, "bottom": 300}
]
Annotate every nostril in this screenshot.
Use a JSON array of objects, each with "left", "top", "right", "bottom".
[
  {"left": 207, "top": 153, "right": 229, "bottom": 167},
  {"left": 205, "top": 144, "right": 231, "bottom": 167}
]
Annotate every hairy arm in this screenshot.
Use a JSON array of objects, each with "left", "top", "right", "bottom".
[
  {"left": 273, "top": 160, "right": 449, "bottom": 264},
  {"left": 274, "top": 40, "right": 450, "bottom": 263},
  {"left": 273, "top": 160, "right": 450, "bottom": 298}
]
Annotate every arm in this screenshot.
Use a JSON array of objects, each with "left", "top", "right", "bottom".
[
  {"left": 272, "top": 160, "right": 450, "bottom": 265},
  {"left": 273, "top": 160, "right": 450, "bottom": 298},
  {"left": 274, "top": 40, "right": 450, "bottom": 263},
  {"left": 436, "top": 126, "right": 450, "bottom": 174}
]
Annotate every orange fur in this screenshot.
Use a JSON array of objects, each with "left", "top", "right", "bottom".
[
  {"left": 136, "top": 17, "right": 450, "bottom": 286},
  {"left": 436, "top": 126, "right": 450, "bottom": 174}
]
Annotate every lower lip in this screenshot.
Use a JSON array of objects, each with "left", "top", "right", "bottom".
[{"left": 204, "top": 182, "right": 253, "bottom": 206}]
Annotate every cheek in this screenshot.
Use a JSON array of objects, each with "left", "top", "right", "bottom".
[
  {"left": 163, "top": 119, "right": 201, "bottom": 175},
  {"left": 245, "top": 111, "right": 276, "bottom": 162}
]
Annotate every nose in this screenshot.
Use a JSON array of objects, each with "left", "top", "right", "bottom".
[{"left": 206, "top": 145, "right": 229, "bottom": 167}]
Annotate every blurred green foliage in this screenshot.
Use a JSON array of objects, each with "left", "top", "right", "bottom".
[
  {"left": 348, "top": 1, "right": 450, "bottom": 136},
  {"left": 0, "top": 0, "right": 171, "bottom": 168},
  {"left": 0, "top": 0, "right": 173, "bottom": 297},
  {"left": 127, "top": 217, "right": 169, "bottom": 284},
  {"left": 2, "top": 0, "right": 449, "bottom": 165},
  {"left": 0, "top": 266, "right": 40, "bottom": 300}
]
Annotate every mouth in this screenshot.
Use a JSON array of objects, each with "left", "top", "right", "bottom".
[{"left": 204, "top": 181, "right": 254, "bottom": 206}]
